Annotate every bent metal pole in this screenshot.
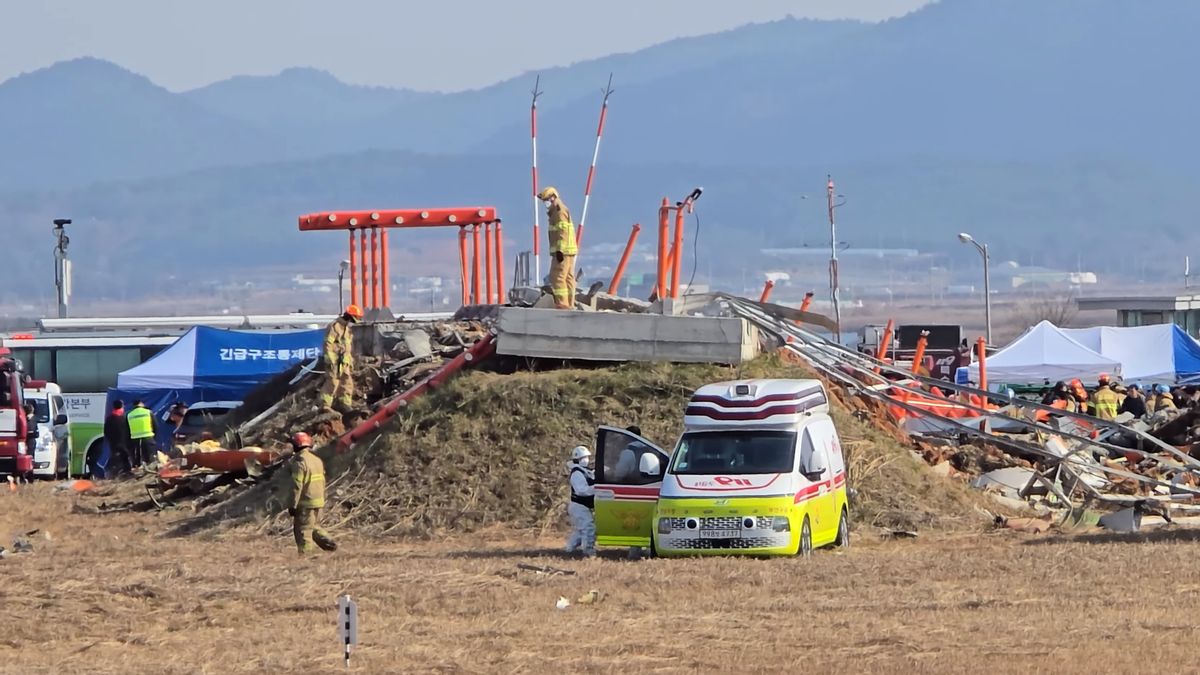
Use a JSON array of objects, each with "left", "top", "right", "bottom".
[
  {"left": 530, "top": 76, "right": 542, "bottom": 286},
  {"left": 575, "top": 74, "right": 614, "bottom": 254}
]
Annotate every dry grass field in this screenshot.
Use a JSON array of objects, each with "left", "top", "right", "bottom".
[{"left": 4, "top": 484, "right": 1200, "bottom": 674}]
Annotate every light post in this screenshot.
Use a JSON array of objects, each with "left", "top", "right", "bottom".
[
  {"left": 338, "top": 260, "right": 350, "bottom": 313},
  {"left": 957, "top": 232, "right": 991, "bottom": 344},
  {"left": 826, "top": 176, "right": 847, "bottom": 341},
  {"left": 52, "top": 218, "right": 72, "bottom": 318}
]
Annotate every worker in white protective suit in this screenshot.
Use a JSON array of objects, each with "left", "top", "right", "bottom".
[{"left": 565, "top": 445, "right": 596, "bottom": 557}]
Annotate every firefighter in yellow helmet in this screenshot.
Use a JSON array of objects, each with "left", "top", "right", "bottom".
[
  {"left": 320, "top": 304, "right": 361, "bottom": 412},
  {"left": 537, "top": 186, "right": 578, "bottom": 309},
  {"left": 288, "top": 432, "right": 337, "bottom": 554}
]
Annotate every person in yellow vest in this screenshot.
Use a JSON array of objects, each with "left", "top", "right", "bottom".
[
  {"left": 1091, "top": 376, "right": 1120, "bottom": 421},
  {"left": 320, "top": 305, "right": 362, "bottom": 413},
  {"left": 288, "top": 432, "right": 337, "bottom": 554},
  {"left": 126, "top": 400, "right": 158, "bottom": 469},
  {"left": 537, "top": 186, "right": 578, "bottom": 309}
]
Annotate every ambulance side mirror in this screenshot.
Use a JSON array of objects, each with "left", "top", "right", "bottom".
[
  {"left": 639, "top": 453, "right": 662, "bottom": 479},
  {"left": 54, "top": 414, "right": 68, "bottom": 426}
]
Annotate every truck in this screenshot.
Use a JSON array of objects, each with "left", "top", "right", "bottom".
[
  {"left": 24, "top": 381, "right": 71, "bottom": 478},
  {"left": 858, "top": 323, "right": 968, "bottom": 380},
  {"left": 593, "top": 378, "right": 850, "bottom": 556},
  {"left": 0, "top": 349, "right": 33, "bottom": 478}
]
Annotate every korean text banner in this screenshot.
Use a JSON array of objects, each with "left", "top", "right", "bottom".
[{"left": 194, "top": 328, "right": 324, "bottom": 379}]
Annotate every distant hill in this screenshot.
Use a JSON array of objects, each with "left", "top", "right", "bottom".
[
  {"left": 2, "top": 1, "right": 1198, "bottom": 189},
  {"left": 0, "top": 58, "right": 294, "bottom": 187},
  {"left": 182, "top": 67, "right": 431, "bottom": 136}
]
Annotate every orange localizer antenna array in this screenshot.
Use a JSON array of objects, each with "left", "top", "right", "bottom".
[{"left": 298, "top": 207, "right": 502, "bottom": 310}]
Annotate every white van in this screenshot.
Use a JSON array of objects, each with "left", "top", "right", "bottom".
[
  {"left": 24, "top": 381, "right": 71, "bottom": 478},
  {"left": 594, "top": 378, "right": 850, "bottom": 556}
]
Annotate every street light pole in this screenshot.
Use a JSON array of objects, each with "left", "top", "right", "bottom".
[
  {"left": 826, "top": 175, "right": 846, "bottom": 341},
  {"left": 338, "top": 260, "right": 350, "bottom": 313},
  {"left": 52, "top": 218, "right": 72, "bottom": 319},
  {"left": 958, "top": 232, "right": 992, "bottom": 345}
]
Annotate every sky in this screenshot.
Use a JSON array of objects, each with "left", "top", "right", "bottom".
[{"left": 2, "top": 0, "right": 932, "bottom": 92}]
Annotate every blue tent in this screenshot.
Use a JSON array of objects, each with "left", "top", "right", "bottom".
[
  {"left": 1061, "top": 324, "right": 1200, "bottom": 385},
  {"left": 100, "top": 327, "right": 324, "bottom": 471}
]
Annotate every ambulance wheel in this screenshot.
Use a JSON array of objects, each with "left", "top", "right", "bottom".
[
  {"left": 835, "top": 508, "right": 850, "bottom": 548},
  {"left": 799, "top": 517, "right": 813, "bottom": 558}
]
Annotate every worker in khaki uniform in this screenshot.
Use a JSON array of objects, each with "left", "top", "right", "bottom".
[
  {"left": 320, "top": 305, "right": 362, "bottom": 412},
  {"left": 288, "top": 432, "right": 337, "bottom": 554},
  {"left": 537, "top": 186, "right": 578, "bottom": 309},
  {"left": 1091, "top": 376, "right": 1119, "bottom": 421}
]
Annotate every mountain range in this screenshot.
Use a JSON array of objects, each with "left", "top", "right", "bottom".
[{"left": 1, "top": 0, "right": 1198, "bottom": 303}]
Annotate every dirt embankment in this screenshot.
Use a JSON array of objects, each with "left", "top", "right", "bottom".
[{"left": 178, "top": 356, "right": 986, "bottom": 537}]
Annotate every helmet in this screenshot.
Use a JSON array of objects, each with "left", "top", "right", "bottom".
[
  {"left": 537, "top": 186, "right": 560, "bottom": 201},
  {"left": 345, "top": 304, "right": 364, "bottom": 319},
  {"left": 291, "top": 432, "right": 313, "bottom": 451},
  {"left": 1098, "top": 374, "right": 1110, "bottom": 386},
  {"left": 1156, "top": 384, "right": 1171, "bottom": 395},
  {"left": 570, "top": 446, "right": 591, "bottom": 462}
]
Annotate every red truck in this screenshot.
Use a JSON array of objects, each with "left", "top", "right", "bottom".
[{"left": 0, "top": 348, "right": 32, "bottom": 477}]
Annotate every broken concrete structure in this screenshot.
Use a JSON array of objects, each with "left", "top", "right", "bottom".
[{"left": 495, "top": 307, "right": 759, "bottom": 364}]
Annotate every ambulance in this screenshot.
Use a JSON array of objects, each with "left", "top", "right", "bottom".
[{"left": 593, "top": 379, "right": 849, "bottom": 556}]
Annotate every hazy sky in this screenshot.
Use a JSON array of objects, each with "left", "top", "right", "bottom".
[{"left": 2, "top": 0, "right": 932, "bottom": 92}]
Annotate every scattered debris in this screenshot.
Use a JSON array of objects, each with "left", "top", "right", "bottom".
[
  {"left": 555, "top": 596, "right": 571, "bottom": 610},
  {"left": 516, "top": 563, "right": 577, "bottom": 577},
  {"left": 576, "top": 590, "right": 601, "bottom": 605}
]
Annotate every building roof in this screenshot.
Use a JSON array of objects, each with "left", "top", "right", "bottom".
[{"left": 1076, "top": 293, "right": 1200, "bottom": 311}]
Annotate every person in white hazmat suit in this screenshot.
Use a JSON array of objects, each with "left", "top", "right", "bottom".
[{"left": 565, "top": 445, "right": 596, "bottom": 557}]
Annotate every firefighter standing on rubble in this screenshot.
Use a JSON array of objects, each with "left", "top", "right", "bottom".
[
  {"left": 320, "top": 304, "right": 362, "bottom": 413},
  {"left": 537, "top": 186, "right": 578, "bottom": 309},
  {"left": 288, "top": 432, "right": 337, "bottom": 555},
  {"left": 565, "top": 445, "right": 596, "bottom": 557}
]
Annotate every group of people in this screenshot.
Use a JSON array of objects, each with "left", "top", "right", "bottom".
[
  {"left": 100, "top": 399, "right": 188, "bottom": 476},
  {"left": 1040, "top": 375, "right": 1199, "bottom": 422}
]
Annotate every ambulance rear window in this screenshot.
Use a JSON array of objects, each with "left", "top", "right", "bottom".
[{"left": 671, "top": 431, "right": 796, "bottom": 475}]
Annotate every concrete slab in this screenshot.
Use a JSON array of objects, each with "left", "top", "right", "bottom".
[{"left": 496, "top": 307, "right": 759, "bottom": 364}]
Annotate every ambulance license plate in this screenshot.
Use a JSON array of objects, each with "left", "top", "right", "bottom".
[{"left": 699, "top": 529, "right": 740, "bottom": 539}]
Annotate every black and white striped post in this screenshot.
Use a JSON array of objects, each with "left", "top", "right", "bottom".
[{"left": 337, "top": 594, "right": 358, "bottom": 668}]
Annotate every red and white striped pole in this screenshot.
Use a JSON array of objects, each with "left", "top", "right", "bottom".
[
  {"left": 575, "top": 74, "right": 613, "bottom": 253},
  {"left": 530, "top": 75, "right": 542, "bottom": 286}
]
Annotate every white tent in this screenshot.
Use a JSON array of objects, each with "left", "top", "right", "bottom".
[
  {"left": 967, "top": 320, "right": 1121, "bottom": 385},
  {"left": 1060, "top": 324, "right": 1200, "bottom": 385}
]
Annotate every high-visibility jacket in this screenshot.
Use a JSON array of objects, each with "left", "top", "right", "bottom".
[
  {"left": 1149, "top": 394, "right": 1177, "bottom": 413},
  {"left": 324, "top": 317, "right": 354, "bottom": 370},
  {"left": 1092, "top": 386, "right": 1119, "bottom": 421},
  {"left": 291, "top": 449, "right": 326, "bottom": 509},
  {"left": 547, "top": 203, "right": 578, "bottom": 255},
  {"left": 127, "top": 407, "right": 154, "bottom": 440}
]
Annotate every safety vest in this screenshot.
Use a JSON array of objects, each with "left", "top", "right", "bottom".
[
  {"left": 570, "top": 466, "right": 594, "bottom": 509},
  {"left": 548, "top": 205, "right": 578, "bottom": 255},
  {"left": 127, "top": 407, "right": 154, "bottom": 440}
]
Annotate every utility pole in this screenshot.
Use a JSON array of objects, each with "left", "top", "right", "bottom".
[
  {"left": 826, "top": 175, "right": 844, "bottom": 341},
  {"left": 52, "top": 218, "right": 72, "bottom": 318}
]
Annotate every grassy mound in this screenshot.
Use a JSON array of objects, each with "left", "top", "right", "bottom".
[{"left": 302, "top": 356, "right": 985, "bottom": 535}]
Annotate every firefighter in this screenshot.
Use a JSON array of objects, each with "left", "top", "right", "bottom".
[
  {"left": 537, "top": 186, "right": 578, "bottom": 310},
  {"left": 565, "top": 445, "right": 596, "bottom": 557},
  {"left": 126, "top": 400, "right": 158, "bottom": 469},
  {"left": 288, "top": 432, "right": 337, "bottom": 554},
  {"left": 1091, "top": 376, "right": 1119, "bottom": 421},
  {"left": 320, "top": 305, "right": 362, "bottom": 413}
]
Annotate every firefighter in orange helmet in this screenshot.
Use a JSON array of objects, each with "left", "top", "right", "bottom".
[
  {"left": 320, "top": 304, "right": 361, "bottom": 412},
  {"left": 288, "top": 432, "right": 337, "bottom": 554}
]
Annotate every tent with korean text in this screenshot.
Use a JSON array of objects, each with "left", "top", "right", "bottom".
[{"left": 105, "top": 326, "right": 324, "bottom": 435}]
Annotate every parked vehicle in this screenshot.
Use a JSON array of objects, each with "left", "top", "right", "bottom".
[
  {"left": 24, "top": 381, "right": 70, "bottom": 478},
  {"left": 0, "top": 349, "right": 32, "bottom": 478},
  {"left": 593, "top": 378, "right": 850, "bottom": 557}
]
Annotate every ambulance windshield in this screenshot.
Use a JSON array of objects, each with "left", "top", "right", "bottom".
[{"left": 670, "top": 431, "right": 796, "bottom": 475}]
